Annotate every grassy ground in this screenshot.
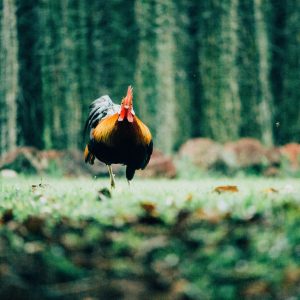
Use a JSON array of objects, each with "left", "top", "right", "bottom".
[{"left": 1, "top": 176, "right": 300, "bottom": 299}]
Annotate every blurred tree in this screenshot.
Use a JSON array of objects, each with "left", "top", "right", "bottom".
[
  {"left": 59, "top": 0, "right": 82, "bottom": 149},
  {"left": 187, "top": 1, "right": 202, "bottom": 138},
  {"left": 0, "top": 0, "right": 299, "bottom": 155},
  {"left": 134, "top": 0, "right": 159, "bottom": 144},
  {"left": 87, "top": 0, "right": 136, "bottom": 99},
  {"left": 198, "top": 0, "right": 241, "bottom": 142},
  {"left": 0, "top": 0, "right": 19, "bottom": 154},
  {"left": 154, "top": 0, "right": 177, "bottom": 153},
  {"left": 172, "top": 0, "right": 193, "bottom": 149},
  {"left": 39, "top": 0, "right": 83, "bottom": 149},
  {"left": 135, "top": 0, "right": 189, "bottom": 153},
  {"left": 85, "top": 0, "right": 107, "bottom": 111},
  {"left": 236, "top": 1, "right": 261, "bottom": 140},
  {"left": 237, "top": 0, "right": 274, "bottom": 146},
  {"left": 38, "top": 0, "right": 65, "bottom": 149},
  {"left": 253, "top": 0, "right": 274, "bottom": 146},
  {"left": 16, "top": 0, "right": 43, "bottom": 148},
  {"left": 270, "top": 0, "right": 286, "bottom": 145},
  {"left": 76, "top": 0, "right": 93, "bottom": 115},
  {"left": 278, "top": 0, "right": 300, "bottom": 143}
]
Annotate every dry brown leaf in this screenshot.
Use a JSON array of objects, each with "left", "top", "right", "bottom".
[
  {"left": 194, "top": 208, "right": 226, "bottom": 223},
  {"left": 140, "top": 201, "right": 157, "bottom": 216},
  {"left": 243, "top": 281, "right": 270, "bottom": 297},
  {"left": 171, "top": 279, "right": 189, "bottom": 295},
  {"left": 120, "top": 214, "right": 138, "bottom": 224},
  {"left": 283, "top": 266, "right": 300, "bottom": 286},
  {"left": 213, "top": 185, "right": 239, "bottom": 194},
  {"left": 185, "top": 193, "right": 193, "bottom": 202},
  {"left": 263, "top": 187, "right": 279, "bottom": 194}
]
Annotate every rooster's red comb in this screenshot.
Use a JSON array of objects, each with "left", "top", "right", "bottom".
[{"left": 126, "top": 85, "right": 133, "bottom": 100}]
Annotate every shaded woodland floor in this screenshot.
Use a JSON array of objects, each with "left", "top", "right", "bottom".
[{"left": 0, "top": 177, "right": 300, "bottom": 299}]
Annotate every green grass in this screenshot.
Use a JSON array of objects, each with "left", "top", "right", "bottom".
[
  {"left": 1, "top": 176, "right": 300, "bottom": 222},
  {"left": 1, "top": 176, "right": 300, "bottom": 299}
]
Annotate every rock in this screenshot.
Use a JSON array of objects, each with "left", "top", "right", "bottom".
[
  {"left": 0, "top": 147, "right": 124, "bottom": 177},
  {"left": 42, "top": 149, "right": 124, "bottom": 178},
  {"left": 0, "top": 147, "right": 44, "bottom": 174},
  {"left": 221, "top": 138, "right": 267, "bottom": 169},
  {"left": 137, "top": 149, "right": 176, "bottom": 178},
  {"left": 261, "top": 147, "right": 282, "bottom": 177},
  {"left": 178, "top": 138, "right": 222, "bottom": 170},
  {"left": 0, "top": 169, "right": 18, "bottom": 178},
  {"left": 265, "top": 147, "right": 281, "bottom": 166},
  {"left": 263, "top": 166, "right": 280, "bottom": 177},
  {"left": 280, "top": 143, "right": 300, "bottom": 170},
  {"left": 0, "top": 146, "right": 157, "bottom": 178}
]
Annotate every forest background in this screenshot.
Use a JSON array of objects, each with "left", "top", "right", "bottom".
[{"left": 0, "top": 0, "right": 299, "bottom": 156}]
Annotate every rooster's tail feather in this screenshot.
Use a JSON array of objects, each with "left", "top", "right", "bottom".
[{"left": 84, "top": 145, "right": 95, "bottom": 165}]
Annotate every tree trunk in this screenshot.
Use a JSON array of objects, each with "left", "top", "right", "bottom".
[
  {"left": 16, "top": 0, "right": 43, "bottom": 148},
  {"left": 237, "top": 0, "right": 274, "bottom": 146},
  {"left": 154, "top": 0, "right": 177, "bottom": 153},
  {"left": 0, "top": 0, "right": 19, "bottom": 156},
  {"left": 134, "top": 0, "right": 159, "bottom": 144},
  {"left": 173, "top": 0, "right": 193, "bottom": 149},
  {"left": 279, "top": 0, "right": 300, "bottom": 143},
  {"left": 199, "top": 0, "right": 241, "bottom": 142},
  {"left": 253, "top": 0, "right": 274, "bottom": 146}
]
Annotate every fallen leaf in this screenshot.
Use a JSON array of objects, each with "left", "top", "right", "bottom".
[
  {"left": 140, "top": 201, "right": 157, "bottom": 216},
  {"left": 120, "top": 214, "right": 138, "bottom": 224},
  {"left": 263, "top": 187, "right": 279, "bottom": 194},
  {"left": 214, "top": 185, "right": 239, "bottom": 193},
  {"left": 283, "top": 266, "right": 300, "bottom": 286},
  {"left": 243, "top": 281, "right": 270, "bottom": 297},
  {"left": 185, "top": 193, "right": 193, "bottom": 202},
  {"left": 194, "top": 208, "right": 228, "bottom": 223},
  {"left": 171, "top": 279, "right": 189, "bottom": 295}
]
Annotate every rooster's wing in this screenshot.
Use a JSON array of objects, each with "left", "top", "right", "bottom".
[{"left": 84, "top": 95, "right": 120, "bottom": 139}]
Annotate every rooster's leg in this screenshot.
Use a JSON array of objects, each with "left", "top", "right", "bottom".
[{"left": 107, "top": 165, "right": 116, "bottom": 189}]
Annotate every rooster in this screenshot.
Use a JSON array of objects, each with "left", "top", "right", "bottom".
[{"left": 84, "top": 86, "right": 153, "bottom": 188}]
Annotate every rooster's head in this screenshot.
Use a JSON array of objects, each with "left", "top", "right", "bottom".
[{"left": 118, "top": 86, "right": 135, "bottom": 123}]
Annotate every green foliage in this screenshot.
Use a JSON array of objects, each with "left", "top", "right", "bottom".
[{"left": 0, "top": 177, "right": 300, "bottom": 298}]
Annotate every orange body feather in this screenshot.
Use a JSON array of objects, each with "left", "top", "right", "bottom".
[{"left": 93, "top": 113, "right": 152, "bottom": 146}]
